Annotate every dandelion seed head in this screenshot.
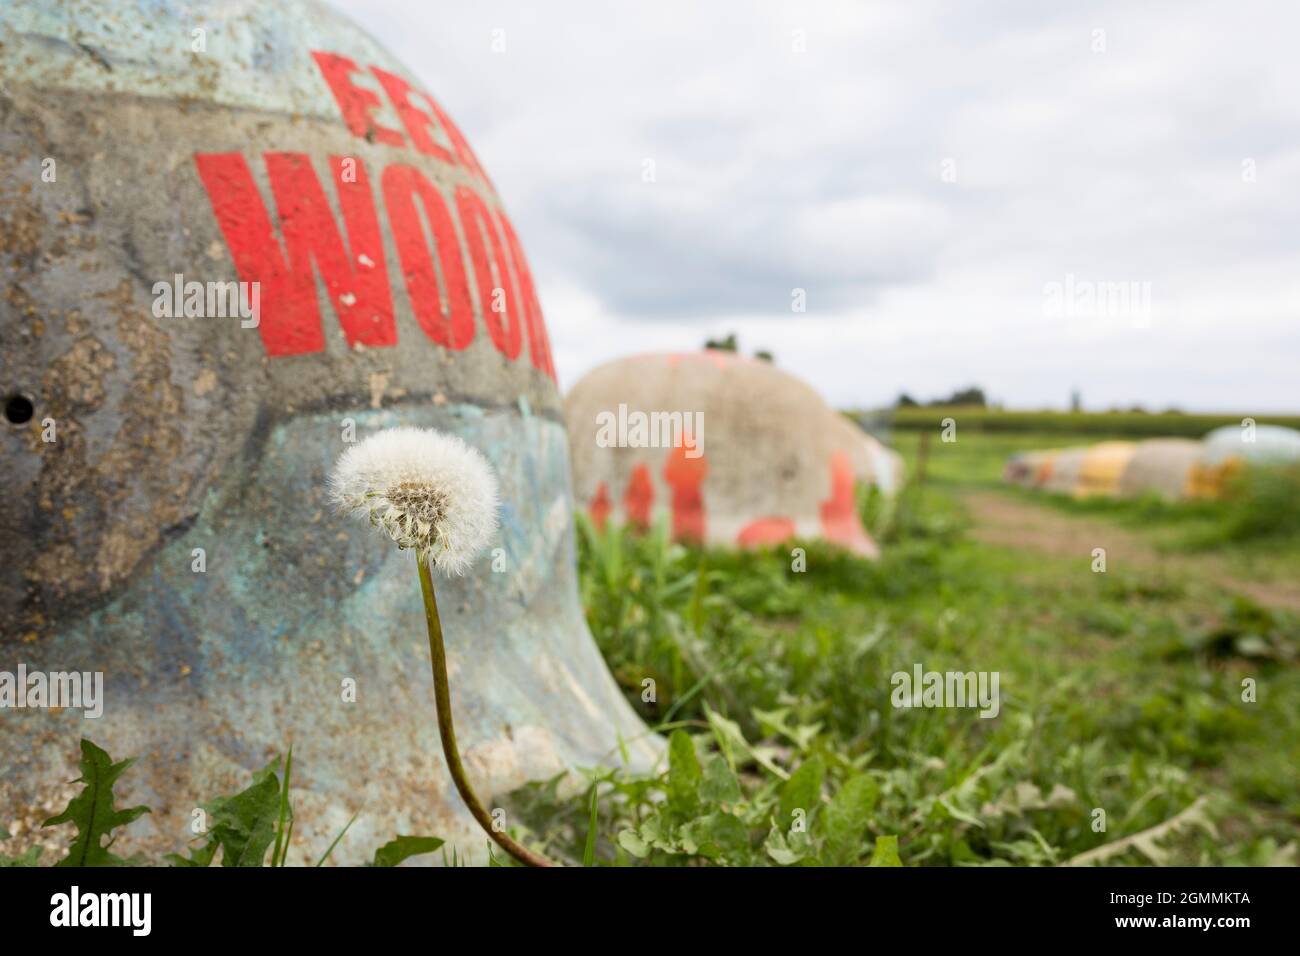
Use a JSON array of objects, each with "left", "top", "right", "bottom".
[{"left": 330, "top": 426, "right": 500, "bottom": 576}]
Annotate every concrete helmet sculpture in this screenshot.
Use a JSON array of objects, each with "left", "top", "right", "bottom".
[
  {"left": 1202, "top": 424, "right": 1300, "bottom": 466},
  {"left": 0, "top": 0, "right": 657, "bottom": 862},
  {"left": 1035, "top": 446, "right": 1089, "bottom": 497},
  {"left": 564, "top": 351, "right": 879, "bottom": 557},
  {"left": 1003, "top": 449, "right": 1056, "bottom": 489},
  {"left": 1192, "top": 424, "right": 1300, "bottom": 498}
]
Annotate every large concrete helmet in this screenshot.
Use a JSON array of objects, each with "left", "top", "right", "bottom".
[
  {"left": 0, "top": 0, "right": 656, "bottom": 862},
  {"left": 564, "top": 351, "right": 879, "bottom": 557}
]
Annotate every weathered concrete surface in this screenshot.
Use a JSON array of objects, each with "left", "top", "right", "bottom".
[
  {"left": 0, "top": 0, "right": 659, "bottom": 864},
  {"left": 564, "top": 351, "right": 879, "bottom": 556},
  {"left": 828, "top": 413, "right": 904, "bottom": 496}
]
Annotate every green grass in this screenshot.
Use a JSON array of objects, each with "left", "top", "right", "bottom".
[
  {"left": 882, "top": 407, "right": 1300, "bottom": 438},
  {"left": 506, "top": 429, "right": 1300, "bottom": 867},
  {"left": 904, "top": 428, "right": 1300, "bottom": 575},
  {"left": 0, "top": 741, "right": 447, "bottom": 868}
]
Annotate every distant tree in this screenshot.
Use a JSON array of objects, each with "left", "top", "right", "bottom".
[
  {"left": 702, "top": 333, "right": 772, "bottom": 363},
  {"left": 896, "top": 393, "right": 920, "bottom": 408},
  {"left": 932, "top": 385, "right": 986, "bottom": 407}
]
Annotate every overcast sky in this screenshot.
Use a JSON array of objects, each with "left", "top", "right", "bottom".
[{"left": 332, "top": 0, "right": 1299, "bottom": 413}]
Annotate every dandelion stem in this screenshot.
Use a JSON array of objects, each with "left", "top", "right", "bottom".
[{"left": 417, "top": 555, "right": 554, "bottom": 868}]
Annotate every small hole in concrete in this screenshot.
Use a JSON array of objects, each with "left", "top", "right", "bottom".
[{"left": 5, "top": 394, "right": 34, "bottom": 425}]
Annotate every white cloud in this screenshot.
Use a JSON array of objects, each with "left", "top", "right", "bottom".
[{"left": 332, "top": 0, "right": 1300, "bottom": 412}]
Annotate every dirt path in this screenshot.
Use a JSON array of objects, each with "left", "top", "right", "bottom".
[{"left": 961, "top": 490, "right": 1300, "bottom": 612}]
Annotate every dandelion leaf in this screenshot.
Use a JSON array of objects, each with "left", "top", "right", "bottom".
[{"left": 42, "top": 739, "right": 150, "bottom": 867}]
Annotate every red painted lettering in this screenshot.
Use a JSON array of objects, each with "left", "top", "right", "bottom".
[
  {"left": 421, "top": 91, "right": 493, "bottom": 188},
  {"left": 370, "top": 67, "right": 455, "bottom": 164},
  {"left": 381, "top": 164, "right": 476, "bottom": 350},
  {"left": 194, "top": 152, "right": 395, "bottom": 356},
  {"left": 455, "top": 186, "right": 522, "bottom": 361},
  {"left": 737, "top": 517, "right": 796, "bottom": 548},
  {"left": 820, "top": 452, "right": 879, "bottom": 557},
  {"left": 589, "top": 482, "right": 611, "bottom": 531},
  {"left": 497, "top": 211, "right": 556, "bottom": 380},
  {"left": 624, "top": 464, "right": 655, "bottom": 530},
  {"left": 311, "top": 51, "right": 404, "bottom": 147},
  {"left": 663, "top": 443, "right": 707, "bottom": 542}
]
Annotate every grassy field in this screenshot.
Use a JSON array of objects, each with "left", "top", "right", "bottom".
[
  {"left": 903, "top": 428, "right": 1300, "bottom": 588},
  {"left": 884, "top": 407, "right": 1300, "bottom": 437},
  {"left": 510, "top": 427, "right": 1300, "bottom": 866}
]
